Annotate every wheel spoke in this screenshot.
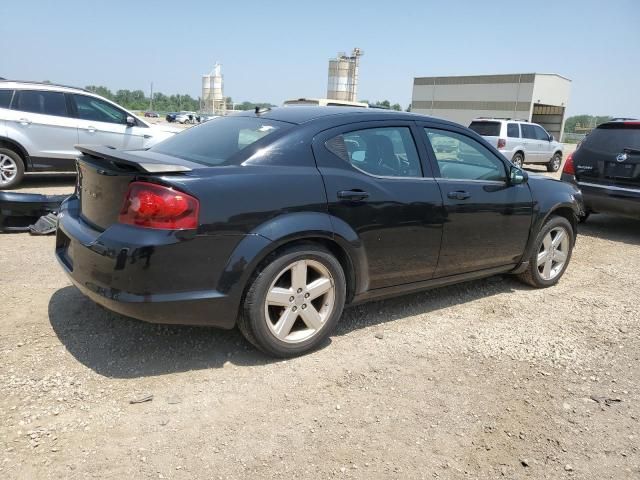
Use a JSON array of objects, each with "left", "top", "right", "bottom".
[
  {"left": 537, "top": 250, "right": 549, "bottom": 267},
  {"left": 266, "top": 287, "right": 292, "bottom": 307},
  {"left": 273, "top": 307, "right": 298, "bottom": 339},
  {"left": 299, "top": 304, "right": 322, "bottom": 330},
  {"left": 306, "top": 277, "right": 332, "bottom": 300},
  {"left": 542, "top": 233, "right": 552, "bottom": 252},
  {"left": 552, "top": 230, "right": 565, "bottom": 248},
  {"left": 290, "top": 260, "right": 307, "bottom": 290},
  {"left": 542, "top": 258, "right": 553, "bottom": 279},
  {"left": 554, "top": 249, "right": 567, "bottom": 263}
]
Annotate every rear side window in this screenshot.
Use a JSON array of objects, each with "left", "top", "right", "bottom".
[
  {"left": 150, "top": 116, "right": 288, "bottom": 166},
  {"left": 0, "top": 89, "right": 13, "bottom": 108},
  {"left": 326, "top": 126, "right": 422, "bottom": 178},
  {"left": 582, "top": 125, "right": 640, "bottom": 154},
  {"left": 521, "top": 124, "right": 537, "bottom": 139},
  {"left": 14, "top": 90, "right": 68, "bottom": 117},
  {"left": 507, "top": 123, "right": 520, "bottom": 138},
  {"left": 468, "top": 121, "right": 501, "bottom": 136}
]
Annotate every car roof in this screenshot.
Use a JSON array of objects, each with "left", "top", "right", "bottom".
[
  {"left": 232, "top": 106, "right": 455, "bottom": 126},
  {"left": 0, "top": 80, "right": 89, "bottom": 94},
  {"left": 471, "top": 118, "right": 530, "bottom": 123}
]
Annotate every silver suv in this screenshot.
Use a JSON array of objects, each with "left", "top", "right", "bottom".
[
  {"left": 0, "top": 81, "right": 180, "bottom": 188},
  {"left": 469, "top": 119, "right": 564, "bottom": 172}
]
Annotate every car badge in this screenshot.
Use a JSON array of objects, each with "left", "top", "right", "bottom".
[{"left": 616, "top": 152, "right": 628, "bottom": 163}]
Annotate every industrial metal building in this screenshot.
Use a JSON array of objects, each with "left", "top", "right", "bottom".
[
  {"left": 326, "top": 48, "right": 364, "bottom": 102},
  {"left": 411, "top": 73, "right": 571, "bottom": 141},
  {"left": 202, "top": 63, "right": 225, "bottom": 114}
]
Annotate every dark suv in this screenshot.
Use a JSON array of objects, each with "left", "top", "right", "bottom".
[
  {"left": 55, "top": 107, "right": 583, "bottom": 357},
  {"left": 561, "top": 119, "right": 640, "bottom": 220}
]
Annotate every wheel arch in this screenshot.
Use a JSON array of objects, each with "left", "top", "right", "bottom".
[{"left": 0, "top": 137, "right": 30, "bottom": 170}]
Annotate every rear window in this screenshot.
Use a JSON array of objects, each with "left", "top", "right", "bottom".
[
  {"left": 468, "top": 121, "right": 501, "bottom": 137},
  {"left": 0, "top": 89, "right": 13, "bottom": 108},
  {"left": 582, "top": 124, "right": 640, "bottom": 154},
  {"left": 150, "top": 116, "right": 289, "bottom": 166}
]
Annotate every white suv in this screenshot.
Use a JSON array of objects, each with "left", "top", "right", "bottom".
[
  {"left": 469, "top": 119, "right": 564, "bottom": 172},
  {"left": 0, "top": 81, "right": 180, "bottom": 188}
]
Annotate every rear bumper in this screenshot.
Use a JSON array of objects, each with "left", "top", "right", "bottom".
[
  {"left": 55, "top": 196, "right": 242, "bottom": 328},
  {"left": 562, "top": 174, "right": 640, "bottom": 218}
]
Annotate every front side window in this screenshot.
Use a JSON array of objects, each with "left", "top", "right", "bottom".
[
  {"left": 150, "top": 116, "right": 287, "bottom": 166},
  {"left": 0, "top": 89, "right": 13, "bottom": 109},
  {"left": 534, "top": 125, "right": 550, "bottom": 141},
  {"left": 507, "top": 123, "right": 520, "bottom": 138},
  {"left": 326, "top": 126, "right": 422, "bottom": 178},
  {"left": 425, "top": 128, "right": 506, "bottom": 182},
  {"left": 521, "top": 124, "right": 537, "bottom": 139},
  {"left": 73, "top": 94, "right": 127, "bottom": 124},
  {"left": 14, "top": 90, "right": 68, "bottom": 117}
]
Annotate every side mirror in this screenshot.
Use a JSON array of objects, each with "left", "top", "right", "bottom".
[
  {"left": 126, "top": 115, "right": 136, "bottom": 127},
  {"left": 509, "top": 165, "right": 528, "bottom": 185},
  {"left": 549, "top": 134, "right": 554, "bottom": 142}
]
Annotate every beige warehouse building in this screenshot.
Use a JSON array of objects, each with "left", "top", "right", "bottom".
[{"left": 411, "top": 73, "right": 571, "bottom": 141}]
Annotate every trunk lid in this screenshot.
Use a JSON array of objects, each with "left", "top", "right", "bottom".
[
  {"left": 573, "top": 122, "right": 640, "bottom": 187},
  {"left": 76, "top": 145, "right": 197, "bottom": 230}
]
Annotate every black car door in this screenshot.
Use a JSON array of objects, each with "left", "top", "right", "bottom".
[
  {"left": 312, "top": 121, "right": 445, "bottom": 290},
  {"left": 417, "top": 123, "right": 534, "bottom": 278}
]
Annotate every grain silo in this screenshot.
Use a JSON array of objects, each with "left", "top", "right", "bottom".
[
  {"left": 202, "top": 63, "right": 225, "bottom": 114},
  {"left": 327, "top": 48, "right": 364, "bottom": 102}
]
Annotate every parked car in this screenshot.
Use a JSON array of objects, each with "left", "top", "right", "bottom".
[
  {"left": 144, "top": 111, "right": 159, "bottom": 118},
  {"left": 165, "top": 112, "right": 177, "bottom": 123},
  {"left": 0, "top": 81, "right": 181, "bottom": 188},
  {"left": 174, "top": 111, "right": 196, "bottom": 124},
  {"left": 469, "top": 119, "right": 564, "bottom": 172},
  {"left": 55, "top": 107, "right": 583, "bottom": 357},
  {"left": 561, "top": 119, "right": 639, "bottom": 220}
]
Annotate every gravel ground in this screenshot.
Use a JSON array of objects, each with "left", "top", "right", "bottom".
[{"left": 1, "top": 166, "right": 638, "bottom": 479}]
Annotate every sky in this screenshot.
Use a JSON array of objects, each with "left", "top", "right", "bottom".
[{"left": 1, "top": 0, "right": 639, "bottom": 116}]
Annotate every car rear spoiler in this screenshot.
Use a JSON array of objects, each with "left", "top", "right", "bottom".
[{"left": 75, "top": 145, "right": 195, "bottom": 173}]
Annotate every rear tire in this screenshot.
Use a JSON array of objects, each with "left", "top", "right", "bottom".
[
  {"left": 547, "top": 153, "right": 562, "bottom": 172},
  {"left": 238, "top": 244, "right": 346, "bottom": 357},
  {"left": 517, "top": 216, "right": 574, "bottom": 288},
  {"left": 512, "top": 152, "right": 524, "bottom": 168},
  {"left": 0, "top": 148, "right": 25, "bottom": 189}
]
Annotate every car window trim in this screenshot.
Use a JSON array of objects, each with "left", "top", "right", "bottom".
[{"left": 417, "top": 123, "right": 509, "bottom": 182}]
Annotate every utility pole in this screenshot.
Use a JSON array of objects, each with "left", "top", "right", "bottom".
[{"left": 149, "top": 82, "right": 153, "bottom": 111}]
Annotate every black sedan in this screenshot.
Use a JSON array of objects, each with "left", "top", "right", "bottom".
[
  {"left": 561, "top": 119, "right": 639, "bottom": 220},
  {"left": 56, "top": 107, "right": 583, "bottom": 357}
]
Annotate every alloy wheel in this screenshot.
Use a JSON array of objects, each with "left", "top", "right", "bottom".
[
  {"left": 0, "top": 154, "right": 17, "bottom": 185},
  {"left": 537, "top": 226, "right": 570, "bottom": 280},
  {"left": 264, "top": 259, "right": 335, "bottom": 343}
]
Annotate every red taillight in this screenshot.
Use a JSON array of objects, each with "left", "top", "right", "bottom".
[
  {"left": 119, "top": 182, "right": 199, "bottom": 230},
  {"left": 497, "top": 138, "right": 506, "bottom": 149},
  {"left": 562, "top": 152, "right": 575, "bottom": 175}
]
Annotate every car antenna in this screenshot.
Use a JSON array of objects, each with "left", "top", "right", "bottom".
[{"left": 255, "top": 106, "right": 271, "bottom": 114}]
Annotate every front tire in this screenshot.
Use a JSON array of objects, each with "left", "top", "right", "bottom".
[
  {"left": 0, "top": 148, "right": 25, "bottom": 189},
  {"left": 547, "top": 153, "right": 562, "bottom": 172},
  {"left": 517, "top": 216, "right": 574, "bottom": 288},
  {"left": 238, "top": 244, "right": 346, "bottom": 357}
]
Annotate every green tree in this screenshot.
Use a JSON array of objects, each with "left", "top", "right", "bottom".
[{"left": 391, "top": 103, "right": 402, "bottom": 111}]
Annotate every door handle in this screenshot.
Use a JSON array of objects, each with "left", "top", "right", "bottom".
[
  {"left": 337, "top": 189, "right": 369, "bottom": 201},
  {"left": 86, "top": 126, "right": 96, "bottom": 133},
  {"left": 447, "top": 191, "right": 471, "bottom": 200},
  {"left": 18, "top": 118, "right": 32, "bottom": 125}
]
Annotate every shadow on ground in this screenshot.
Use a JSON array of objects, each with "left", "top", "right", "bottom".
[
  {"left": 578, "top": 214, "right": 640, "bottom": 246},
  {"left": 49, "top": 275, "right": 523, "bottom": 379}
]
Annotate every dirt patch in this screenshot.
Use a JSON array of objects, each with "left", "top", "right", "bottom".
[{"left": 1, "top": 174, "right": 639, "bottom": 479}]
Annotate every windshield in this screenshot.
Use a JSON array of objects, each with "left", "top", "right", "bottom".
[
  {"left": 469, "top": 121, "right": 501, "bottom": 137},
  {"left": 150, "top": 116, "right": 290, "bottom": 166}
]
